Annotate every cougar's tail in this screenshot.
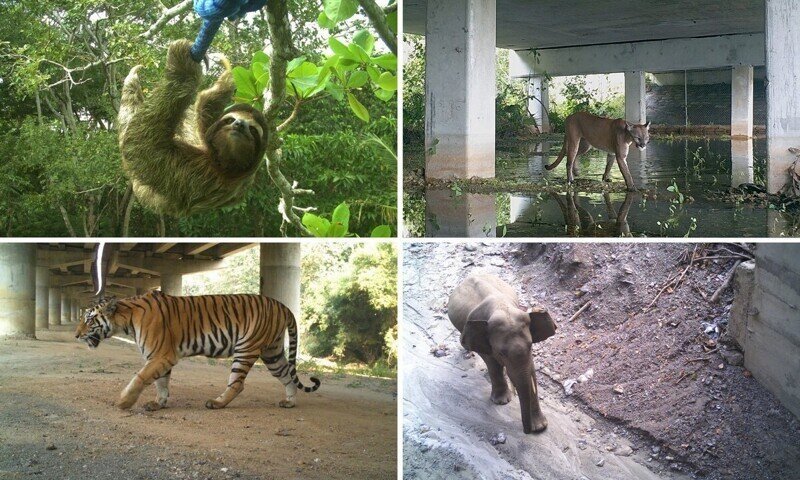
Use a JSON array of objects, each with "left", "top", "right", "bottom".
[{"left": 545, "top": 143, "right": 566, "bottom": 171}]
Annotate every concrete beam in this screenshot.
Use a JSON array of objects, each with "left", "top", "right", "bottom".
[
  {"left": 731, "top": 65, "right": 754, "bottom": 138},
  {"left": 260, "top": 244, "right": 301, "bottom": 318},
  {"left": 0, "top": 244, "right": 37, "bottom": 338},
  {"left": 624, "top": 71, "right": 646, "bottom": 124},
  {"left": 35, "top": 266, "right": 49, "bottom": 330},
  {"left": 765, "top": 0, "right": 800, "bottom": 194},
  {"left": 425, "top": 0, "right": 496, "bottom": 180},
  {"left": 510, "top": 34, "right": 765, "bottom": 78}
]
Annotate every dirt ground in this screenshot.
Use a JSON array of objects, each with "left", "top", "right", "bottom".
[
  {"left": 402, "top": 242, "right": 800, "bottom": 480},
  {"left": 0, "top": 327, "right": 396, "bottom": 480}
]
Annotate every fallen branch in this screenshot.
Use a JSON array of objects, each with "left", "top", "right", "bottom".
[
  {"left": 675, "top": 370, "right": 694, "bottom": 385},
  {"left": 710, "top": 260, "right": 742, "bottom": 303},
  {"left": 645, "top": 246, "right": 698, "bottom": 312},
  {"left": 568, "top": 301, "right": 591, "bottom": 322}
]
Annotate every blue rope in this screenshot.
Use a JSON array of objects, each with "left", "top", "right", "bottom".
[{"left": 190, "top": 0, "right": 268, "bottom": 62}]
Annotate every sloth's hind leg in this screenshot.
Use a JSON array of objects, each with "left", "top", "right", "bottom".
[{"left": 118, "top": 65, "right": 144, "bottom": 139}]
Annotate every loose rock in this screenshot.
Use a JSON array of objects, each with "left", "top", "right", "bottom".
[{"left": 489, "top": 433, "right": 506, "bottom": 445}]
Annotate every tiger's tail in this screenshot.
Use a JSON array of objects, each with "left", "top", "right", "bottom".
[
  {"left": 545, "top": 143, "right": 566, "bottom": 171},
  {"left": 286, "top": 311, "right": 321, "bottom": 393}
]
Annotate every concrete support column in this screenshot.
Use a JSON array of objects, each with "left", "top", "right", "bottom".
[
  {"left": 70, "top": 299, "right": 78, "bottom": 323},
  {"left": 624, "top": 71, "right": 647, "bottom": 124},
  {"left": 425, "top": 0, "right": 496, "bottom": 179},
  {"left": 48, "top": 287, "right": 61, "bottom": 326},
  {"left": 766, "top": 0, "right": 800, "bottom": 193},
  {"left": 731, "top": 65, "right": 754, "bottom": 138},
  {"left": 0, "top": 244, "right": 37, "bottom": 338},
  {"left": 731, "top": 138, "right": 755, "bottom": 187},
  {"left": 260, "top": 244, "right": 301, "bottom": 318},
  {"left": 35, "top": 266, "right": 50, "bottom": 330},
  {"left": 161, "top": 274, "right": 183, "bottom": 296},
  {"left": 60, "top": 292, "right": 70, "bottom": 324},
  {"left": 528, "top": 76, "right": 551, "bottom": 133},
  {"left": 425, "top": 190, "right": 496, "bottom": 237}
]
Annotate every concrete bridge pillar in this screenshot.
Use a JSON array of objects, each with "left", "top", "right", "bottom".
[
  {"left": 48, "top": 287, "right": 61, "bottom": 326},
  {"left": 70, "top": 299, "right": 78, "bottom": 323},
  {"left": 528, "top": 76, "right": 551, "bottom": 133},
  {"left": 161, "top": 274, "right": 183, "bottom": 296},
  {"left": 731, "top": 65, "right": 754, "bottom": 138},
  {"left": 260, "top": 244, "right": 301, "bottom": 318},
  {"left": 425, "top": 0, "right": 496, "bottom": 179},
  {"left": 35, "top": 266, "right": 49, "bottom": 330},
  {"left": 0, "top": 244, "right": 37, "bottom": 338},
  {"left": 624, "top": 71, "right": 646, "bottom": 125},
  {"left": 766, "top": 0, "right": 800, "bottom": 193},
  {"left": 60, "top": 292, "right": 70, "bottom": 325}
]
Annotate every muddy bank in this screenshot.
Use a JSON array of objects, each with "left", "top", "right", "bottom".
[
  {"left": 0, "top": 327, "right": 396, "bottom": 480},
  {"left": 402, "top": 243, "right": 800, "bottom": 480}
]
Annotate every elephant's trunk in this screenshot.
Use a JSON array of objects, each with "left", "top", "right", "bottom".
[{"left": 508, "top": 360, "right": 547, "bottom": 434}]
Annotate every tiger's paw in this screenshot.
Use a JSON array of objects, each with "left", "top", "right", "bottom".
[
  {"left": 278, "top": 399, "right": 296, "bottom": 408},
  {"left": 205, "top": 399, "right": 225, "bottom": 409},
  {"left": 143, "top": 401, "right": 165, "bottom": 412},
  {"left": 117, "top": 397, "right": 137, "bottom": 410}
]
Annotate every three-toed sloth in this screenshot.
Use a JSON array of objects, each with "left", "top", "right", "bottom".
[{"left": 118, "top": 40, "right": 269, "bottom": 217}]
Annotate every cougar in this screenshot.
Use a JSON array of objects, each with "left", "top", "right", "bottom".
[{"left": 545, "top": 111, "right": 650, "bottom": 191}]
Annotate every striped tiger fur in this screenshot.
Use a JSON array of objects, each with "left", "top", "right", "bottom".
[{"left": 75, "top": 290, "right": 320, "bottom": 411}]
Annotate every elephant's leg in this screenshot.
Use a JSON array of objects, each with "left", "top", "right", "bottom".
[
  {"left": 143, "top": 369, "right": 172, "bottom": 411},
  {"left": 479, "top": 353, "right": 512, "bottom": 405},
  {"left": 507, "top": 363, "right": 548, "bottom": 434}
]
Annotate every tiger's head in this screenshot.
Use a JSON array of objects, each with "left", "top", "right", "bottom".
[{"left": 75, "top": 298, "right": 118, "bottom": 349}]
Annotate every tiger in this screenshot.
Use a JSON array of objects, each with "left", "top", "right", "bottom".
[{"left": 75, "top": 290, "right": 320, "bottom": 411}]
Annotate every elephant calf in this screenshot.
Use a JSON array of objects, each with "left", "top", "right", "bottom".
[{"left": 448, "top": 274, "right": 557, "bottom": 433}]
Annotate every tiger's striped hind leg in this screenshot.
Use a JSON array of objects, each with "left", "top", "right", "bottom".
[
  {"left": 205, "top": 351, "right": 259, "bottom": 409},
  {"left": 260, "top": 340, "right": 298, "bottom": 408}
]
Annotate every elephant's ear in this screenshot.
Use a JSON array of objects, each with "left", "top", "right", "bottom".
[
  {"left": 528, "top": 307, "right": 557, "bottom": 343},
  {"left": 461, "top": 318, "right": 492, "bottom": 354}
]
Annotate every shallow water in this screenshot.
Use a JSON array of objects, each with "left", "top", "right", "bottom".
[{"left": 409, "top": 137, "right": 800, "bottom": 237}]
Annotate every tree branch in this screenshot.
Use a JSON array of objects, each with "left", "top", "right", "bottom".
[
  {"left": 141, "top": 0, "right": 193, "bottom": 40},
  {"left": 358, "top": 0, "right": 397, "bottom": 55},
  {"left": 264, "top": 0, "right": 312, "bottom": 236}
]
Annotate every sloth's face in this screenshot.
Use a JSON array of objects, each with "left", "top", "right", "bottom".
[{"left": 210, "top": 111, "right": 264, "bottom": 172}]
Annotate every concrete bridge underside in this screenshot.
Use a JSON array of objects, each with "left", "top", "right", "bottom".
[
  {"left": 406, "top": 0, "right": 799, "bottom": 195},
  {"left": 0, "top": 243, "right": 301, "bottom": 339}
]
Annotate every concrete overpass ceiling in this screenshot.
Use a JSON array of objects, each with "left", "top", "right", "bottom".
[{"left": 404, "top": 0, "right": 765, "bottom": 50}]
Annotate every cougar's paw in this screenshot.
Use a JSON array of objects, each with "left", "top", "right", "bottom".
[
  {"left": 278, "top": 399, "right": 296, "bottom": 408},
  {"left": 603, "top": 176, "right": 612, "bottom": 182},
  {"left": 143, "top": 401, "right": 165, "bottom": 412}
]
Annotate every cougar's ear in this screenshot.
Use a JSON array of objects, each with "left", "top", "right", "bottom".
[
  {"left": 461, "top": 318, "right": 492, "bottom": 355},
  {"left": 625, "top": 122, "right": 632, "bottom": 132},
  {"left": 645, "top": 121, "right": 651, "bottom": 129},
  {"left": 528, "top": 307, "right": 557, "bottom": 343}
]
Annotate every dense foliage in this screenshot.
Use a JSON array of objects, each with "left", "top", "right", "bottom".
[
  {"left": 548, "top": 76, "right": 625, "bottom": 132},
  {"left": 0, "top": 0, "right": 396, "bottom": 237}
]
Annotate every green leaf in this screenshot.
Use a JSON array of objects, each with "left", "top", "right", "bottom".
[
  {"left": 286, "top": 56, "right": 307, "bottom": 74},
  {"left": 348, "top": 43, "right": 371, "bottom": 63},
  {"left": 331, "top": 203, "right": 350, "bottom": 228},
  {"left": 232, "top": 66, "right": 257, "bottom": 99},
  {"left": 372, "top": 54, "right": 397, "bottom": 72},
  {"left": 252, "top": 62, "right": 269, "bottom": 93},
  {"left": 346, "top": 70, "right": 369, "bottom": 89},
  {"left": 324, "top": 0, "right": 359, "bottom": 22},
  {"left": 326, "top": 82, "right": 345, "bottom": 101},
  {"left": 366, "top": 65, "right": 380, "bottom": 83},
  {"left": 370, "top": 225, "right": 391, "bottom": 237},
  {"left": 316, "top": 11, "right": 336, "bottom": 29},
  {"left": 347, "top": 93, "right": 369, "bottom": 122},
  {"left": 353, "top": 30, "right": 375, "bottom": 55},
  {"left": 329, "top": 37, "right": 357, "bottom": 61},
  {"left": 302, "top": 213, "right": 330, "bottom": 237},
  {"left": 376, "top": 72, "right": 397, "bottom": 91},
  {"left": 374, "top": 88, "right": 394, "bottom": 102},
  {"left": 252, "top": 51, "right": 269, "bottom": 65},
  {"left": 386, "top": 11, "right": 397, "bottom": 33}
]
